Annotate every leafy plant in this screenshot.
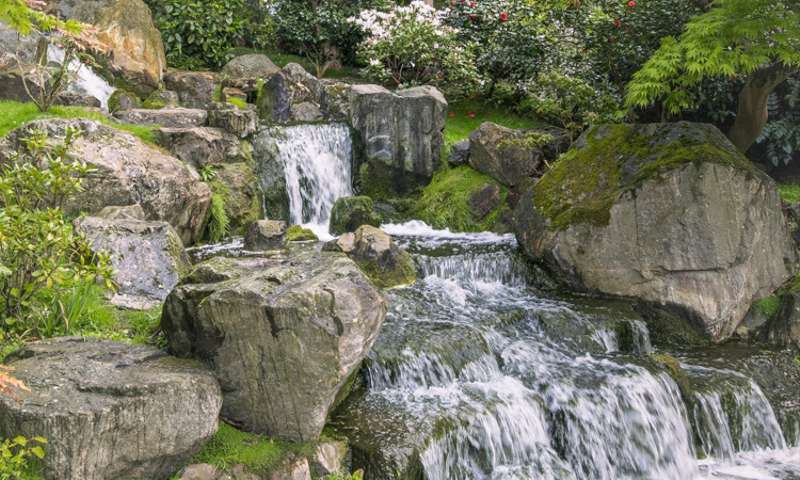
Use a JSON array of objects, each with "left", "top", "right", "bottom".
[
  {"left": 0, "top": 435, "right": 46, "bottom": 480},
  {"left": 758, "top": 75, "right": 800, "bottom": 166},
  {"left": 0, "top": 127, "right": 113, "bottom": 340},
  {"left": 324, "top": 470, "right": 364, "bottom": 480},
  {"left": 206, "top": 193, "right": 230, "bottom": 243}
]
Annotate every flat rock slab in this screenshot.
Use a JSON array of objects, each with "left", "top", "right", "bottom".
[
  {"left": 114, "top": 108, "right": 208, "bottom": 128},
  {"left": 0, "top": 338, "right": 222, "bottom": 480}
]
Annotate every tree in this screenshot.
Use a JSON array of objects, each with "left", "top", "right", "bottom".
[{"left": 625, "top": 0, "right": 800, "bottom": 152}]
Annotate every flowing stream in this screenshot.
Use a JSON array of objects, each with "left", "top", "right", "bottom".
[
  {"left": 48, "top": 45, "right": 115, "bottom": 110},
  {"left": 336, "top": 221, "right": 800, "bottom": 480},
  {"left": 271, "top": 123, "right": 353, "bottom": 240}
]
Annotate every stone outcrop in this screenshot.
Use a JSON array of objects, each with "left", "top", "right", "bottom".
[
  {"left": 1, "top": 119, "right": 212, "bottom": 245},
  {"left": 156, "top": 127, "right": 248, "bottom": 168},
  {"left": 325, "top": 225, "right": 416, "bottom": 289},
  {"left": 513, "top": 122, "right": 795, "bottom": 341},
  {"left": 55, "top": 0, "right": 166, "bottom": 93},
  {"left": 214, "top": 162, "right": 261, "bottom": 234},
  {"left": 468, "top": 122, "right": 553, "bottom": 187},
  {"left": 164, "top": 70, "right": 220, "bottom": 109},
  {"left": 252, "top": 127, "right": 290, "bottom": 221},
  {"left": 257, "top": 63, "right": 326, "bottom": 124},
  {"left": 162, "top": 249, "right": 386, "bottom": 442},
  {"left": 243, "top": 220, "right": 287, "bottom": 251},
  {"left": 75, "top": 214, "right": 191, "bottom": 309},
  {"left": 448, "top": 140, "right": 471, "bottom": 166},
  {"left": 222, "top": 53, "right": 280, "bottom": 95},
  {"left": 329, "top": 196, "right": 381, "bottom": 235},
  {"left": 0, "top": 338, "right": 221, "bottom": 480},
  {"left": 114, "top": 107, "right": 208, "bottom": 128},
  {"left": 350, "top": 84, "right": 447, "bottom": 194},
  {"left": 208, "top": 104, "right": 259, "bottom": 139}
]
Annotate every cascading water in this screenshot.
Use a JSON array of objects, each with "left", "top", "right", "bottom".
[
  {"left": 271, "top": 123, "right": 353, "bottom": 240},
  {"left": 47, "top": 45, "right": 115, "bottom": 110},
  {"left": 335, "top": 221, "right": 800, "bottom": 480}
]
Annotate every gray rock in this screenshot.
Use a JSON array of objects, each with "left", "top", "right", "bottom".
[
  {"left": 156, "top": 127, "right": 248, "bottom": 168},
  {"left": 0, "top": 338, "right": 221, "bottom": 480},
  {"left": 97, "top": 203, "right": 147, "bottom": 220},
  {"left": 253, "top": 128, "right": 290, "bottom": 221},
  {"left": 468, "top": 183, "right": 502, "bottom": 220},
  {"left": 114, "top": 107, "right": 208, "bottom": 128},
  {"left": 257, "top": 63, "right": 325, "bottom": 124},
  {"left": 759, "top": 293, "right": 800, "bottom": 348},
  {"left": 325, "top": 225, "right": 416, "bottom": 289},
  {"left": 144, "top": 89, "right": 180, "bottom": 108},
  {"left": 108, "top": 89, "right": 142, "bottom": 112},
  {"left": 448, "top": 140, "right": 471, "bottom": 166},
  {"left": 75, "top": 216, "right": 191, "bottom": 310},
  {"left": 243, "top": 220, "right": 287, "bottom": 251},
  {"left": 162, "top": 249, "right": 386, "bottom": 442},
  {"left": 1, "top": 119, "right": 212, "bottom": 245},
  {"left": 178, "top": 464, "right": 226, "bottom": 480},
  {"left": 270, "top": 458, "right": 311, "bottom": 480},
  {"left": 321, "top": 80, "right": 352, "bottom": 122},
  {"left": 214, "top": 162, "right": 261, "bottom": 234},
  {"left": 164, "top": 69, "right": 220, "bottom": 108},
  {"left": 468, "top": 122, "right": 548, "bottom": 187},
  {"left": 222, "top": 53, "right": 280, "bottom": 94},
  {"left": 349, "top": 84, "right": 447, "bottom": 194},
  {"left": 208, "top": 104, "right": 259, "bottom": 139},
  {"left": 329, "top": 196, "right": 381, "bottom": 235},
  {"left": 310, "top": 440, "right": 349, "bottom": 478},
  {"left": 513, "top": 122, "right": 795, "bottom": 341}
]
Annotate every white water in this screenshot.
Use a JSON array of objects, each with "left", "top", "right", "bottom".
[
  {"left": 347, "top": 221, "right": 800, "bottom": 480},
  {"left": 273, "top": 123, "right": 353, "bottom": 240},
  {"left": 47, "top": 45, "right": 115, "bottom": 110}
]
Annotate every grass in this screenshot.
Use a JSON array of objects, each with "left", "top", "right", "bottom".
[
  {"left": 778, "top": 183, "right": 800, "bottom": 203},
  {"left": 444, "top": 99, "right": 546, "bottom": 147},
  {"left": 0, "top": 101, "right": 157, "bottom": 144}
]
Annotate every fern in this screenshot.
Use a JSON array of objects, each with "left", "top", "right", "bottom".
[
  {"left": 207, "top": 193, "right": 230, "bottom": 243},
  {"left": 759, "top": 76, "right": 800, "bottom": 166}
]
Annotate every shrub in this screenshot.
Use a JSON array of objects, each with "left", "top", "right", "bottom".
[
  {"left": 352, "top": 1, "right": 483, "bottom": 97},
  {"left": 0, "top": 435, "right": 47, "bottom": 480},
  {"left": 758, "top": 75, "right": 800, "bottom": 167},
  {"left": 0, "top": 127, "right": 113, "bottom": 340}
]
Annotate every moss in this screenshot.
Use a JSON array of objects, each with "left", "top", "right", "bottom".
[
  {"left": 227, "top": 97, "right": 248, "bottom": 109},
  {"left": 213, "top": 84, "right": 223, "bottom": 102},
  {"left": 533, "top": 123, "right": 759, "bottom": 230},
  {"left": 356, "top": 250, "right": 417, "bottom": 289},
  {"left": 413, "top": 165, "right": 509, "bottom": 233},
  {"left": 778, "top": 183, "right": 800, "bottom": 204},
  {"left": 752, "top": 295, "right": 782, "bottom": 319},
  {"left": 497, "top": 130, "right": 554, "bottom": 151},
  {"left": 142, "top": 98, "right": 166, "bottom": 110},
  {"left": 330, "top": 196, "right": 380, "bottom": 235},
  {"left": 286, "top": 225, "right": 318, "bottom": 242},
  {"left": 649, "top": 353, "right": 692, "bottom": 401},
  {"left": 445, "top": 99, "right": 545, "bottom": 148}
]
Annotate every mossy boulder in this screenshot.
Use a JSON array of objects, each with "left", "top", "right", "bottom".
[
  {"left": 329, "top": 196, "right": 381, "bottom": 235},
  {"left": 108, "top": 89, "right": 141, "bottom": 113},
  {"left": 513, "top": 122, "right": 795, "bottom": 341},
  {"left": 325, "top": 225, "right": 416, "bottom": 289},
  {"left": 414, "top": 165, "right": 511, "bottom": 233},
  {"left": 286, "top": 225, "right": 319, "bottom": 242}
]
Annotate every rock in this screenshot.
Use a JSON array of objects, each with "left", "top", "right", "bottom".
[
  {"left": 114, "top": 107, "right": 208, "bottom": 128},
  {"left": 162, "top": 249, "right": 386, "bottom": 442},
  {"left": 270, "top": 458, "right": 311, "bottom": 480},
  {"left": 243, "top": 220, "right": 287, "bottom": 251},
  {"left": 310, "top": 440, "right": 349, "bottom": 478},
  {"left": 75, "top": 215, "right": 191, "bottom": 309},
  {"left": 164, "top": 70, "right": 220, "bottom": 109},
  {"left": 108, "top": 89, "right": 141, "bottom": 112},
  {"left": 213, "top": 162, "right": 261, "bottom": 234},
  {"left": 0, "top": 338, "right": 221, "bottom": 480},
  {"left": 222, "top": 53, "right": 280, "bottom": 94},
  {"left": 1, "top": 119, "right": 212, "bottom": 245},
  {"left": 253, "top": 128, "right": 290, "bottom": 221},
  {"left": 760, "top": 292, "right": 800, "bottom": 348},
  {"left": 513, "top": 122, "right": 795, "bottom": 341},
  {"left": 468, "top": 122, "right": 551, "bottom": 187},
  {"left": 326, "top": 225, "right": 416, "bottom": 289},
  {"left": 56, "top": 0, "right": 166, "bottom": 94},
  {"left": 222, "top": 87, "right": 248, "bottom": 103},
  {"left": 57, "top": 93, "right": 102, "bottom": 108},
  {"left": 208, "top": 104, "right": 259, "bottom": 139},
  {"left": 143, "top": 89, "right": 180, "bottom": 109},
  {"left": 257, "top": 63, "right": 325, "bottom": 124},
  {"left": 156, "top": 127, "right": 248, "bottom": 168},
  {"left": 97, "top": 203, "right": 146, "bottom": 220},
  {"left": 350, "top": 84, "right": 447, "bottom": 194},
  {"left": 329, "top": 196, "right": 381, "bottom": 235},
  {"left": 321, "top": 80, "right": 352, "bottom": 122},
  {"left": 178, "top": 464, "right": 226, "bottom": 480},
  {"left": 468, "top": 183, "right": 502, "bottom": 220},
  {"left": 448, "top": 140, "right": 470, "bottom": 166},
  {"left": 286, "top": 225, "right": 319, "bottom": 242}
]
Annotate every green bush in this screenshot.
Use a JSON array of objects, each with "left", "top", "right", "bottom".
[
  {"left": 0, "top": 435, "right": 47, "bottom": 480},
  {"left": 146, "top": 0, "right": 275, "bottom": 70},
  {"left": 0, "top": 127, "right": 113, "bottom": 341}
]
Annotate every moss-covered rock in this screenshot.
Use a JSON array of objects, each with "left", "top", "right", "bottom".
[
  {"left": 514, "top": 122, "right": 795, "bottom": 342},
  {"left": 413, "top": 165, "right": 510, "bottom": 233},
  {"left": 330, "top": 196, "right": 381, "bottom": 235},
  {"left": 325, "top": 226, "right": 416, "bottom": 289},
  {"left": 108, "top": 89, "right": 141, "bottom": 113},
  {"left": 286, "top": 225, "right": 319, "bottom": 242}
]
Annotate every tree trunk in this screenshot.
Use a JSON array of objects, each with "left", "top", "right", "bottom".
[{"left": 728, "top": 64, "right": 788, "bottom": 152}]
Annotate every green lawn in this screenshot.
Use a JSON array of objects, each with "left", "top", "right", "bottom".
[
  {"left": 445, "top": 99, "right": 546, "bottom": 147},
  {"left": 0, "top": 101, "right": 157, "bottom": 143}
]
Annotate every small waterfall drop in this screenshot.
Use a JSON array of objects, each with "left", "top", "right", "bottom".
[
  {"left": 272, "top": 123, "right": 353, "bottom": 240},
  {"left": 47, "top": 45, "right": 115, "bottom": 110}
]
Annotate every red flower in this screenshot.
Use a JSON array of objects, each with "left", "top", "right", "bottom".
[
  {"left": 448, "top": 111, "right": 456, "bottom": 118},
  {"left": 467, "top": 112, "right": 477, "bottom": 119},
  {"left": 613, "top": 18, "right": 621, "bottom": 28},
  {"left": 470, "top": 1, "right": 476, "bottom": 7},
  {"left": 469, "top": 13, "right": 477, "bottom": 20},
  {"left": 627, "top": 0, "right": 636, "bottom": 6},
  {"left": 499, "top": 11, "right": 509, "bottom": 22}
]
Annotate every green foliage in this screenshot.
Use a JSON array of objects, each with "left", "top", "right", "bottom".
[
  {"left": 115, "top": 306, "right": 164, "bottom": 346},
  {"left": 626, "top": 0, "right": 800, "bottom": 115},
  {"left": 758, "top": 75, "right": 800, "bottom": 166},
  {"left": 285, "top": 225, "right": 318, "bottom": 242},
  {"left": 0, "top": 0, "right": 81, "bottom": 37},
  {"left": 752, "top": 295, "right": 781, "bottom": 320},
  {"left": 0, "top": 435, "right": 46, "bottom": 480},
  {"left": 0, "top": 127, "right": 114, "bottom": 340},
  {"left": 146, "top": 0, "right": 274, "bottom": 70},
  {"left": 444, "top": 99, "right": 545, "bottom": 147},
  {"left": 226, "top": 97, "right": 247, "bottom": 109},
  {"left": 207, "top": 193, "right": 231, "bottom": 243},
  {"left": 414, "top": 165, "right": 509, "bottom": 233},
  {"left": 35, "top": 281, "right": 116, "bottom": 339},
  {"left": 324, "top": 471, "right": 364, "bottom": 480},
  {"left": 778, "top": 183, "right": 800, "bottom": 204},
  {"left": 0, "top": 101, "right": 156, "bottom": 144}
]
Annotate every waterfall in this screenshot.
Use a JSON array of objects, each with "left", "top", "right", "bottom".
[
  {"left": 339, "top": 222, "right": 799, "bottom": 480},
  {"left": 47, "top": 45, "right": 115, "bottom": 110},
  {"left": 271, "top": 123, "right": 353, "bottom": 240}
]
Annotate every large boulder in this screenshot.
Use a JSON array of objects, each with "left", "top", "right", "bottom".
[
  {"left": 350, "top": 84, "right": 447, "bottom": 195},
  {"left": 0, "top": 338, "right": 222, "bottom": 480},
  {"left": 213, "top": 162, "right": 261, "bottom": 234},
  {"left": 325, "top": 225, "right": 416, "bottom": 289},
  {"left": 75, "top": 214, "right": 191, "bottom": 309},
  {"left": 1, "top": 119, "right": 212, "bottom": 245},
  {"left": 164, "top": 70, "right": 220, "bottom": 109},
  {"left": 162, "top": 249, "right": 386, "bottom": 442},
  {"left": 252, "top": 127, "right": 290, "bottom": 221},
  {"left": 208, "top": 104, "right": 259, "bottom": 139},
  {"left": 55, "top": 0, "right": 166, "bottom": 93},
  {"left": 156, "top": 127, "right": 248, "bottom": 168},
  {"left": 329, "top": 196, "right": 381, "bottom": 235},
  {"left": 222, "top": 53, "right": 280, "bottom": 95},
  {"left": 513, "top": 122, "right": 795, "bottom": 341},
  {"left": 257, "top": 63, "right": 325, "bottom": 124},
  {"left": 243, "top": 219, "right": 287, "bottom": 251}
]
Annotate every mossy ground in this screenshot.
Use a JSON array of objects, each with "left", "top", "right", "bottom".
[
  {"left": 444, "top": 99, "right": 545, "bottom": 148},
  {"left": 752, "top": 295, "right": 782, "bottom": 319},
  {"left": 0, "top": 101, "right": 157, "bottom": 143},
  {"left": 533, "top": 123, "right": 757, "bottom": 230},
  {"left": 286, "top": 225, "right": 319, "bottom": 242},
  {"left": 413, "top": 165, "right": 509, "bottom": 233}
]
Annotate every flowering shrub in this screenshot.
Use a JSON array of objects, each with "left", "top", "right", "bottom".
[{"left": 352, "top": 1, "right": 483, "bottom": 97}]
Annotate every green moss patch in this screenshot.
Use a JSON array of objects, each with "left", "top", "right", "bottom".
[
  {"left": 227, "top": 97, "right": 248, "bottom": 109},
  {"left": 778, "top": 183, "right": 800, "bottom": 204},
  {"left": 0, "top": 100, "right": 157, "bottom": 144},
  {"left": 413, "top": 165, "right": 509, "bottom": 233},
  {"left": 445, "top": 99, "right": 545, "bottom": 148},
  {"left": 534, "top": 123, "right": 758, "bottom": 230},
  {"left": 752, "top": 295, "right": 782, "bottom": 319},
  {"left": 286, "top": 225, "right": 318, "bottom": 242}
]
